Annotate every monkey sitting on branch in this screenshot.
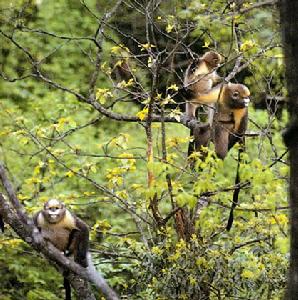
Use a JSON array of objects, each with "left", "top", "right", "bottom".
[
  {"left": 183, "top": 50, "right": 223, "bottom": 120},
  {"left": 34, "top": 199, "right": 90, "bottom": 300},
  {"left": 182, "top": 50, "right": 223, "bottom": 158},
  {"left": 182, "top": 50, "right": 251, "bottom": 159},
  {"left": 199, "top": 82, "right": 250, "bottom": 159}
]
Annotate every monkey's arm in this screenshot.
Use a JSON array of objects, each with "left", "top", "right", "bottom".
[
  {"left": 32, "top": 212, "right": 40, "bottom": 229},
  {"left": 212, "top": 72, "right": 222, "bottom": 84},
  {"left": 228, "top": 109, "right": 248, "bottom": 150},
  {"left": 213, "top": 121, "right": 234, "bottom": 159},
  {"left": 184, "top": 84, "right": 223, "bottom": 119},
  {"left": 73, "top": 218, "right": 89, "bottom": 268},
  {"left": 194, "top": 84, "right": 223, "bottom": 104}
]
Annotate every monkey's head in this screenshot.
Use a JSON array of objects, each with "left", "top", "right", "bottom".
[
  {"left": 43, "top": 199, "right": 66, "bottom": 224},
  {"left": 224, "top": 82, "right": 250, "bottom": 109},
  {"left": 202, "top": 51, "right": 222, "bottom": 69}
]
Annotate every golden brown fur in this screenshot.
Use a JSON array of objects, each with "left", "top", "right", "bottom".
[
  {"left": 184, "top": 51, "right": 222, "bottom": 119},
  {"left": 34, "top": 199, "right": 90, "bottom": 300},
  {"left": 190, "top": 82, "right": 251, "bottom": 159},
  {"left": 36, "top": 210, "right": 77, "bottom": 251},
  {"left": 34, "top": 199, "right": 89, "bottom": 267}
]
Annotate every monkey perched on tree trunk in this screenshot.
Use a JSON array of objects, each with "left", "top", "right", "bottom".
[{"left": 34, "top": 199, "right": 90, "bottom": 300}]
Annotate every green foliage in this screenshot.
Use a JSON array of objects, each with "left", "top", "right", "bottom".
[
  {"left": 126, "top": 234, "right": 287, "bottom": 299},
  {"left": 0, "top": 0, "right": 288, "bottom": 299}
]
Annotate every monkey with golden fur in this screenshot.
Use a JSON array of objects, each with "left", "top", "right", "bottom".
[
  {"left": 184, "top": 50, "right": 222, "bottom": 120},
  {"left": 34, "top": 199, "right": 90, "bottom": 300},
  {"left": 34, "top": 199, "right": 89, "bottom": 267},
  {"left": 190, "top": 82, "right": 250, "bottom": 159}
]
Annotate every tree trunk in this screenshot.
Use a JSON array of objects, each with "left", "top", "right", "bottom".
[{"left": 280, "top": 1, "right": 298, "bottom": 298}]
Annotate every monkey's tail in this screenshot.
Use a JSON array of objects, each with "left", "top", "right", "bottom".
[
  {"left": 0, "top": 215, "right": 4, "bottom": 232},
  {"left": 86, "top": 253, "right": 117, "bottom": 295},
  {"left": 63, "top": 277, "right": 72, "bottom": 300},
  {"left": 86, "top": 252, "right": 99, "bottom": 283},
  {"left": 63, "top": 235, "right": 73, "bottom": 300},
  {"left": 188, "top": 128, "right": 195, "bottom": 157},
  {"left": 226, "top": 147, "right": 242, "bottom": 231}
]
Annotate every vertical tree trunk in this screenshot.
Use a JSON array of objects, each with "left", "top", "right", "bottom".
[{"left": 280, "top": 1, "right": 298, "bottom": 298}]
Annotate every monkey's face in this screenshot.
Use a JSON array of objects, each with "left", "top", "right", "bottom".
[
  {"left": 43, "top": 199, "right": 66, "bottom": 223},
  {"left": 203, "top": 51, "right": 222, "bottom": 69},
  {"left": 226, "top": 83, "right": 250, "bottom": 109}
]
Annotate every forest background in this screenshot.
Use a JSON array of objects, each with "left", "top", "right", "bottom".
[{"left": 0, "top": 0, "right": 289, "bottom": 299}]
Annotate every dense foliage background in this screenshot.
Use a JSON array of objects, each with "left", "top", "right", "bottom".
[{"left": 0, "top": 0, "right": 287, "bottom": 299}]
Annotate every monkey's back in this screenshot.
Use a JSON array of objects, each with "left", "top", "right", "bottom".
[
  {"left": 191, "top": 76, "right": 213, "bottom": 94},
  {"left": 184, "top": 60, "right": 215, "bottom": 94}
]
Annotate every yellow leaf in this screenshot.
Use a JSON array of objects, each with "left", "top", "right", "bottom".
[
  {"left": 117, "top": 78, "right": 134, "bottom": 88},
  {"left": 66, "top": 171, "right": 74, "bottom": 177},
  {"left": 203, "top": 40, "right": 210, "bottom": 48},
  {"left": 161, "top": 95, "right": 176, "bottom": 105},
  {"left": 152, "top": 246, "right": 163, "bottom": 255},
  {"left": 111, "top": 44, "right": 129, "bottom": 54},
  {"left": 96, "top": 88, "right": 113, "bottom": 104},
  {"left": 136, "top": 107, "right": 149, "bottom": 121},
  {"left": 90, "top": 165, "right": 97, "bottom": 173},
  {"left": 166, "top": 24, "right": 174, "bottom": 33},
  {"left": 167, "top": 84, "right": 179, "bottom": 91},
  {"left": 241, "top": 270, "right": 255, "bottom": 279},
  {"left": 18, "top": 194, "right": 29, "bottom": 200},
  {"left": 240, "top": 40, "right": 255, "bottom": 52},
  {"left": 189, "top": 275, "right": 196, "bottom": 286},
  {"left": 147, "top": 56, "right": 153, "bottom": 67},
  {"left": 111, "top": 46, "right": 122, "bottom": 54},
  {"left": 139, "top": 43, "right": 156, "bottom": 51}
]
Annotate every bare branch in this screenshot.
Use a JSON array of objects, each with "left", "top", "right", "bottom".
[{"left": 239, "top": 0, "right": 278, "bottom": 14}]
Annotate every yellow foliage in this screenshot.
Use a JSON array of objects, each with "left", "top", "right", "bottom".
[
  {"left": 196, "top": 257, "right": 208, "bottom": 267},
  {"left": 241, "top": 270, "right": 255, "bottom": 279},
  {"left": 65, "top": 170, "right": 75, "bottom": 177},
  {"left": 117, "top": 78, "right": 134, "bottom": 88},
  {"left": 0, "top": 238, "right": 23, "bottom": 249},
  {"left": 139, "top": 43, "right": 156, "bottom": 51},
  {"left": 18, "top": 194, "right": 29, "bottom": 200},
  {"left": 168, "top": 251, "right": 181, "bottom": 261},
  {"left": 136, "top": 107, "right": 149, "bottom": 121},
  {"left": 167, "top": 84, "right": 179, "bottom": 92},
  {"left": 111, "top": 44, "right": 129, "bottom": 54},
  {"left": 176, "top": 239, "right": 186, "bottom": 250},
  {"left": 116, "top": 190, "right": 128, "bottom": 199},
  {"left": 203, "top": 40, "right": 210, "bottom": 48},
  {"left": 151, "top": 246, "right": 163, "bottom": 256},
  {"left": 240, "top": 40, "right": 256, "bottom": 52},
  {"left": 166, "top": 24, "right": 174, "bottom": 33},
  {"left": 96, "top": 88, "right": 113, "bottom": 104},
  {"left": 83, "top": 191, "right": 95, "bottom": 196},
  {"left": 189, "top": 275, "right": 196, "bottom": 286},
  {"left": 161, "top": 95, "right": 176, "bottom": 105}
]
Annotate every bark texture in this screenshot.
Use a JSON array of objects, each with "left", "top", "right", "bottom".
[{"left": 280, "top": 1, "right": 298, "bottom": 298}]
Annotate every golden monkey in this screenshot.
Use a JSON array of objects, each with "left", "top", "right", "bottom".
[
  {"left": 190, "top": 82, "right": 250, "bottom": 159},
  {"left": 213, "top": 82, "right": 250, "bottom": 159},
  {"left": 34, "top": 199, "right": 90, "bottom": 300},
  {"left": 184, "top": 51, "right": 222, "bottom": 119}
]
